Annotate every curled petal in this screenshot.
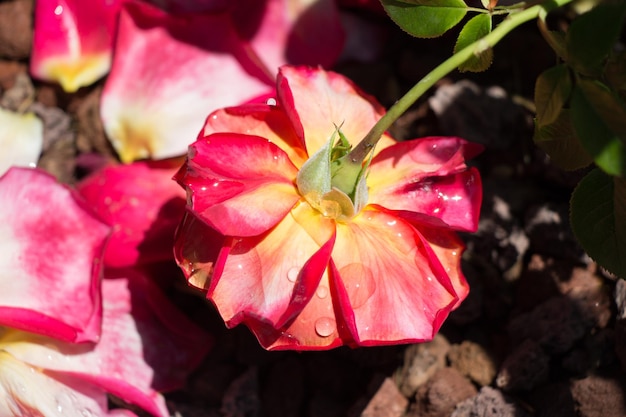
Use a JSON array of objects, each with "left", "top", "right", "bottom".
[
  {"left": 30, "top": 0, "right": 124, "bottom": 92},
  {"left": 369, "top": 137, "right": 483, "bottom": 231},
  {"left": 201, "top": 103, "right": 308, "bottom": 167},
  {"left": 413, "top": 223, "right": 469, "bottom": 309},
  {"left": 174, "top": 212, "right": 226, "bottom": 291},
  {"left": 209, "top": 204, "right": 334, "bottom": 335},
  {"left": 277, "top": 65, "right": 393, "bottom": 156},
  {"left": 77, "top": 160, "right": 186, "bottom": 268},
  {"left": 2, "top": 271, "right": 211, "bottom": 417},
  {"left": 182, "top": 133, "right": 300, "bottom": 236},
  {"left": 232, "top": 0, "right": 345, "bottom": 71},
  {"left": 0, "top": 108, "right": 43, "bottom": 176},
  {"left": 100, "top": 1, "right": 272, "bottom": 162},
  {"left": 0, "top": 167, "right": 110, "bottom": 343},
  {"left": 332, "top": 208, "right": 459, "bottom": 345}
]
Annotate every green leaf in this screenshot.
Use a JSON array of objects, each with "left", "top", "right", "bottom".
[
  {"left": 570, "top": 168, "right": 626, "bottom": 279},
  {"left": 534, "top": 64, "right": 572, "bottom": 128},
  {"left": 571, "top": 82, "right": 626, "bottom": 177},
  {"left": 453, "top": 13, "right": 493, "bottom": 72},
  {"left": 566, "top": 1, "right": 626, "bottom": 76},
  {"left": 533, "top": 110, "right": 593, "bottom": 171},
  {"left": 381, "top": 0, "right": 468, "bottom": 38},
  {"left": 606, "top": 50, "right": 626, "bottom": 98}
]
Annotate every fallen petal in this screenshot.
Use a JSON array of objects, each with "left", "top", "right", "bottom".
[
  {"left": 76, "top": 159, "right": 186, "bottom": 268},
  {"left": 0, "top": 167, "right": 110, "bottom": 343},
  {"left": 0, "top": 108, "right": 43, "bottom": 176},
  {"left": 30, "top": 0, "right": 124, "bottom": 92},
  {"left": 100, "top": 1, "right": 273, "bottom": 162}
]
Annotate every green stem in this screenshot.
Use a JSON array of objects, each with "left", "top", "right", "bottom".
[{"left": 347, "top": 0, "right": 574, "bottom": 164}]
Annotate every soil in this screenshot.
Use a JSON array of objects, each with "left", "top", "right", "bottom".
[{"left": 2, "top": 1, "right": 626, "bottom": 417}]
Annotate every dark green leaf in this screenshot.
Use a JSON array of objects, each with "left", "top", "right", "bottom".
[
  {"left": 453, "top": 14, "right": 493, "bottom": 72},
  {"left": 570, "top": 168, "right": 626, "bottom": 278},
  {"left": 533, "top": 110, "right": 593, "bottom": 171},
  {"left": 571, "top": 83, "right": 626, "bottom": 177},
  {"left": 534, "top": 64, "right": 572, "bottom": 128},
  {"left": 381, "top": 0, "right": 468, "bottom": 38},
  {"left": 605, "top": 50, "right": 626, "bottom": 99},
  {"left": 566, "top": 1, "right": 626, "bottom": 76}
]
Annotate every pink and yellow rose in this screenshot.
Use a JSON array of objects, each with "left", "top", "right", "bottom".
[{"left": 174, "top": 65, "right": 482, "bottom": 350}]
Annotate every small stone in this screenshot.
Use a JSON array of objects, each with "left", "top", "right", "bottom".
[
  {"left": 496, "top": 339, "right": 549, "bottom": 392},
  {"left": 507, "top": 296, "right": 588, "bottom": 354},
  {"left": 359, "top": 377, "right": 408, "bottom": 417},
  {"left": 0, "top": 0, "right": 33, "bottom": 59},
  {"left": 409, "top": 367, "right": 477, "bottom": 417},
  {"left": 221, "top": 367, "right": 261, "bottom": 417},
  {"left": 448, "top": 341, "right": 497, "bottom": 386},
  {"left": 571, "top": 374, "right": 626, "bottom": 417},
  {"left": 394, "top": 334, "right": 450, "bottom": 397},
  {"left": 451, "top": 386, "right": 532, "bottom": 417}
]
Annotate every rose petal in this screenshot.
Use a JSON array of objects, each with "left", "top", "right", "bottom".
[
  {"left": 3, "top": 271, "right": 211, "bottom": 417},
  {"left": 182, "top": 133, "right": 301, "bottom": 236},
  {"left": 100, "top": 1, "right": 273, "bottom": 162},
  {"left": 368, "top": 137, "right": 483, "bottom": 231},
  {"left": 412, "top": 223, "right": 469, "bottom": 309},
  {"left": 0, "top": 167, "right": 110, "bottom": 343},
  {"left": 30, "top": 0, "right": 124, "bottom": 92},
  {"left": 208, "top": 205, "right": 333, "bottom": 329},
  {"left": 76, "top": 160, "right": 186, "bottom": 268},
  {"left": 331, "top": 208, "right": 459, "bottom": 345},
  {"left": 0, "top": 351, "right": 124, "bottom": 417},
  {"left": 232, "top": 0, "right": 345, "bottom": 71},
  {"left": 174, "top": 212, "right": 227, "bottom": 290},
  {"left": 201, "top": 103, "right": 308, "bottom": 167},
  {"left": 277, "top": 65, "right": 393, "bottom": 156},
  {"left": 0, "top": 108, "right": 43, "bottom": 176}
]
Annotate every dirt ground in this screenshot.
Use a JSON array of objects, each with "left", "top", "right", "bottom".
[{"left": 2, "top": 1, "right": 626, "bottom": 416}]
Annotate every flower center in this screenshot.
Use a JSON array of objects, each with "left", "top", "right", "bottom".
[{"left": 296, "top": 129, "right": 370, "bottom": 221}]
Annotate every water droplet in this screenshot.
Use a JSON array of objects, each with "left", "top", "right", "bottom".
[
  {"left": 387, "top": 220, "right": 397, "bottom": 226},
  {"left": 212, "top": 181, "right": 220, "bottom": 187},
  {"left": 287, "top": 267, "right": 299, "bottom": 282},
  {"left": 316, "top": 285, "right": 329, "bottom": 299},
  {"left": 54, "top": 5, "right": 63, "bottom": 15},
  {"left": 315, "top": 317, "right": 336, "bottom": 337},
  {"left": 451, "top": 251, "right": 457, "bottom": 256},
  {"left": 340, "top": 264, "right": 376, "bottom": 309},
  {"left": 266, "top": 97, "right": 277, "bottom": 106},
  {"left": 427, "top": 276, "right": 433, "bottom": 282}
]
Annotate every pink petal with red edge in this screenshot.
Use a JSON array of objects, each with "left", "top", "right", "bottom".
[
  {"left": 30, "top": 0, "right": 124, "bottom": 92},
  {"left": 232, "top": 0, "right": 345, "bottom": 71},
  {"left": 208, "top": 203, "right": 335, "bottom": 334},
  {"left": 413, "top": 223, "right": 469, "bottom": 309},
  {"left": 277, "top": 65, "right": 393, "bottom": 156},
  {"left": 331, "top": 208, "right": 459, "bottom": 345},
  {"left": 76, "top": 159, "right": 186, "bottom": 268},
  {"left": 201, "top": 103, "right": 308, "bottom": 167},
  {"left": 182, "top": 133, "right": 300, "bottom": 236},
  {"left": 3, "top": 270, "right": 211, "bottom": 417},
  {"left": 100, "top": 1, "right": 273, "bottom": 163},
  {"left": 368, "top": 137, "right": 483, "bottom": 231},
  {"left": 0, "top": 351, "right": 128, "bottom": 417},
  {"left": 0, "top": 108, "right": 43, "bottom": 175},
  {"left": 0, "top": 167, "right": 110, "bottom": 343}
]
